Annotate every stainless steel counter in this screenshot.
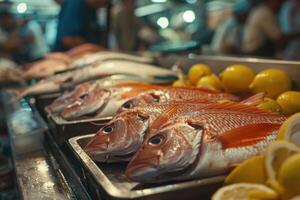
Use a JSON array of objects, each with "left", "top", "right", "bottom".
[
  {"left": 14, "top": 151, "right": 68, "bottom": 200},
  {"left": 1, "top": 91, "right": 71, "bottom": 200}
]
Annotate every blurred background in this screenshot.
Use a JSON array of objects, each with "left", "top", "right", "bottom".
[{"left": 1, "top": 0, "right": 298, "bottom": 64}]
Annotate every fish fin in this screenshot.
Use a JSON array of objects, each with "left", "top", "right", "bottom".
[
  {"left": 240, "top": 92, "right": 265, "bottom": 106},
  {"left": 200, "top": 101, "right": 283, "bottom": 116},
  {"left": 218, "top": 123, "right": 281, "bottom": 149},
  {"left": 149, "top": 105, "right": 179, "bottom": 132}
]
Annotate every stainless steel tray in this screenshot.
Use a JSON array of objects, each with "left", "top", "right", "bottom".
[
  {"left": 68, "top": 134, "right": 225, "bottom": 200},
  {"left": 47, "top": 111, "right": 111, "bottom": 146}
]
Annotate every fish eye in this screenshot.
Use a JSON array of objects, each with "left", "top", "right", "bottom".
[
  {"left": 103, "top": 125, "right": 113, "bottom": 134},
  {"left": 79, "top": 93, "right": 88, "bottom": 100},
  {"left": 148, "top": 134, "right": 164, "bottom": 146},
  {"left": 150, "top": 93, "right": 160, "bottom": 103},
  {"left": 122, "top": 101, "right": 132, "bottom": 109}
]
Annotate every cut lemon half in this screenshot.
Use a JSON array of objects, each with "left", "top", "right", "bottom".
[
  {"left": 212, "top": 183, "right": 278, "bottom": 200},
  {"left": 225, "top": 156, "right": 267, "bottom": 185},
  {"left": 277, "top": 113, "right": 300, "bottom": 146},
  {"left": 264, "top": 141, "right": 300, "bottom": 183}
]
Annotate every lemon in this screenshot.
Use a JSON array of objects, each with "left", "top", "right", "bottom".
[
  {"left": 249, "top": 69, "right": 292, "bottom": 99},
  {"left": 276, "top": 91, "right": 300, "bottom": 115},
  {"left": 173, "top": 80, "right": 187, "bottom": 87},
  {"left": 225, "top": 156, "right": 267, "bottom": 185},
  {"left": 277, "top": 113, "right": 300, "bottom": 146},
  {"left": 264, "top": 141, "right": 300, "bottom": 183},
  {"left": 188, "top": 64, "right": 212, "bottom": 85},
  {"left": 257, "top": 98, "right": 283, "bottom": 113},
  {"left": 278, "top": 153, "right": 300, "bottom": 199},
  {"left": 219, "top": 65, "right": 255, "bottom": 93},
  {"left": 196, "top": 74, "right": 223, "bottom": 91},
  {"left": 212, "top": 183, "right": 278, "bottom": 200}
]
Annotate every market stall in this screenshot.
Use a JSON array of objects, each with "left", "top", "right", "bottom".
[{"left": 2, "top": 51, "right": 300, "bottom": 199}]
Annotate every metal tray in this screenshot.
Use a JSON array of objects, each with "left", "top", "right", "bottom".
[
  {"left": 68, "top": 134, "right": 225, "bottom": 200},
  {"left": 47, "top": 111, "right": 111, "bottom": 146},
  {"left": 33, "top": 93, "right": 62, "bottom": 120}
]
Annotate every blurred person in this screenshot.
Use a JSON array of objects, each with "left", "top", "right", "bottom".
[
  {"left": 209, "top": 0, "right": 251, "bottom": 55},
  {"left": 53, "top": 0, "right": 107, "bottom": 51},
  {"left": 113, "top": 0, "right": 143, "bottom": 51},
  {"left": 0, "top": 10, "right": 22, "bottom": 59},
  {"left": 279, "top": 0, "right": 300, "bottom": 60},
  {"left": 20, "top": 16, "right": 50, "bottom": 61},
  {"left": 243, "top": 0, "right": 300, "bottom": 57}
]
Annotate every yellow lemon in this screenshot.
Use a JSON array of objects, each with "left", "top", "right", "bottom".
[
  {"left": 196, "top": 74, "right": 223, "bottom": 91},
  {"left": 249, "top": 69, "right": 292, "bottom": 99},
  {"left": 257, "top": 98, "right": 283, "bottom": 114},
  {"left": 276, "top": 91, "right": 300, "bottom": 115},
  {"left": 264, "top": 141, "right": 300, "bottom": 184},
  {"left": 173, "top": 80, "right": 187, "bottom": 87},
  {"left": 188, "top": 64, "right": 212, "bottom": 85},
  {"left": 278, "top": 153, "right": 300, "bottom": 199},
  {"left": 277, "top": 113, "right": 300, "bottom": 147},
  {"left": 225, "top": 156, "right": 267, "bottom": 185},
  {"left": 219, "top": 64, "right": 255, "bottom": 93},
  {"left": 212, "top": 183, "right": 278, "bottom": 200}
]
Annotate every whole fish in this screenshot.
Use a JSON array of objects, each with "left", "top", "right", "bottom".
[
  {"left": 70, "top": 51, "right": 154, "bottom": 69},
  {"left": 60, "top": 82, "right": 162, "bottom": 120},
  {"left": 23, "top": 59, "right": 71, "bottom": 80},
  {"left": 18, "top": 60, "right": 176, "bottom": 98},
  {"left": 118, "top": 87, "right": 240, "bottom": 113},
  {"left": 84, "top": 93, "right": 264, "bottom": 163},
  {"left": 125, "top": 102, "right": 287, "bottom": 183},
  {"left": 46, "top": 81, "right": 96, "bottom": 113},
  {"left": 84, "top": 100, "right": 213, "bottom": 163}
]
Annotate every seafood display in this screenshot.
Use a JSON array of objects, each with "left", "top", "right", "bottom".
[
  {"left": 7, "top": 51, "right": 300, "bottom": 200},
  {"left": 125, "top": 102, "right": 286, "bottom": 183},
  {"left": 84, "top": 93, "right": 264, "bottom": 162},
  {"left": 18, "top": 60, "right": 176, "bottom": 98}
]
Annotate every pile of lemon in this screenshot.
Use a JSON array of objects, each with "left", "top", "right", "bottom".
[
  {"left": 212, "top": 113, "right": 300, "bottom": 200},
  {"left": 173, "top": 63, "right": 300, "bottom": 115}
]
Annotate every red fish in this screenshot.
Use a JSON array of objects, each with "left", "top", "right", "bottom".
[
  {"left": 125, "top": 102, "right": 287, "bottom": 183},
  {"left": 84, "top": 93, "right": 264, "bottom": 162},
  {"left": 118, "top": 87, "right": 240, "bottom": 113},
  {"left": 60, "top": 82, "right": 162, "bottom": 120}
]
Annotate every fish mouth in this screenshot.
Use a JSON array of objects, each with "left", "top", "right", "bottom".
[{"left": 125, "top": 158, "right": 158, "bottom": 181}]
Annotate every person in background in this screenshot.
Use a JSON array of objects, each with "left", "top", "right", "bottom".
[
  {"left": 113, "top": 0, "right": 143, "bottom": 51},
  {"left": 209, "top": 0, "right": 251, "bottom": 55},
  {"left": 20, "top": 15, "right": 50, "bottom": 61},
  {"left": 279, "top": 0, "right": 300, "bottom": 60},
  {"left": 243, "top": 0, "right": 300, "bottom": 57},
  {"left": 53, "top": 0, "right": 107, "bottom": 51},
  {"left": 0, "top": 10, "right": 22, "bottom": 60}
]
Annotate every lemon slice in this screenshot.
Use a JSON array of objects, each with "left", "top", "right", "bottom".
[
  {"left": 212, "top": 183, "right": 278, "bottom": 200},
  {"left": 225, "top": 156, "right": 267, "bottom": 185},
  {"left": 264, "top": 141, "right": 300, "bottom": 183},
  {"left": 277, "top": 153, "right": 300, "bottom": 199},
  {"left": 277, "top": 113, "right": 300, "bottom": 146}
]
